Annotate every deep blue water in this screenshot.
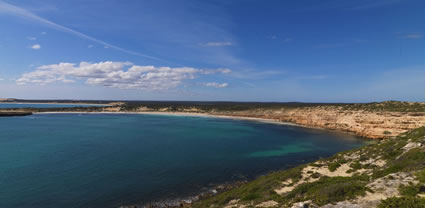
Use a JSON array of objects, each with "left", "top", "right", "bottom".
[
  {"left": 0, "top": 103, "right": 106, "bottom": 109},
  {"left": 0, "top": 114, "right": 366, "bottom": 208}
]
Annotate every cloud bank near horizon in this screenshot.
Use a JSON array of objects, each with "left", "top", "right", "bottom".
[{"left": 16, "top": 61, "right": 231, "bottom": 90}]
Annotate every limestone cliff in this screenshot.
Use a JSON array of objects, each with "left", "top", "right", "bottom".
[{"left": 212, "top": 106, "right": 425, "bottom": 139}]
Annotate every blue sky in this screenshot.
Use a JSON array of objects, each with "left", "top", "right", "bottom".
[{"left": 0, "top": 0, "right": 424, "bottom": 102}]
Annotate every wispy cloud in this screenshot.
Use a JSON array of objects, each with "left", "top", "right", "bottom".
[
  {"left": 353, "top": 38, "right": 368, "bottom": 43},
  {"left": 201, "top": 42, "right": 233, "bottom": 47},
  {"left": 27, "top": 36, "right": 36, "bottom": 40},
  {"left": 350, "top": 0, "right": 401, "bottom": 10},
  {"left": 229, "top": 70, "right": 284, "bottom": 80},
  {"left": 317, "top": 43, "right": 345, "bottom": 48},
  {"left": 296, "top": 75, "right": 329, "bottom": 80},
  {"left": 297, "top": 0, "right": 402, "bottom": 12},
  {"left": 0, "top": 1, "right": 162, "bottom": 61},
  {"left": 30, "top": 44, "right": 41, "bottom": 50},
  {"left": 401, "top": 33, "right": 423, "bottom": 39},
  {"left": 202, "top": 82, "right": 228, "bottom": 88},
  {"left": 88, "top": 45, "right": 93, "bottom": 48},
  {"left": 16, "top": 61, "right": 231, "bottom": 90},
  {"left": 283, "top": 38, "right": 293, "bottom": 43},
  {"left": 267, "top": 35, "right": 293, "bottom": 43}
]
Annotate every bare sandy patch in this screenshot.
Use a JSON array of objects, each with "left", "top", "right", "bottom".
[{"left": 255, "top": 200, "right": 278, "bottom": 207}]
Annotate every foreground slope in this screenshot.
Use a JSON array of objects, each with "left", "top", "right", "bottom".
[{"left": 192, "top": 127, "right": 425, "bottom": 208}]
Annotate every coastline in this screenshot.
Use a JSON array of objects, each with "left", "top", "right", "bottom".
[
  {"left": 25, "top": 111, "right": 400, "bottom": 207},
  {"left": 29, "top": 111, "right": 363, "bottom": 208},
  {"left": 34, "top": 111, "right": 334, "bottom": 132}
]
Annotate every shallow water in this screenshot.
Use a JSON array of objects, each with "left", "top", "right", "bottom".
[
  {"left": 0, "top": 114, "right": 366, "bottom": 208},
  {"left": 0, "top": 103, "right": 106, "bottom": 109}
]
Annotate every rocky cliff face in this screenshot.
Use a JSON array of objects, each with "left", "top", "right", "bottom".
[{"left": 213, "top": 106, "right": 425, "bottom": 139}]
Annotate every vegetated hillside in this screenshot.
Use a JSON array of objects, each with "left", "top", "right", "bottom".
[
  {"left": 118, "top": 101, "right": 346, "bottom": 112},
  {"left": 118, "top": 100, "right": 425, "bottom": 113},
  {"left": 342, "top": 101, "right": 425, "bottom": 113},
  {"left": 192, "top": 127, "right": 425, "bottom": 208}
]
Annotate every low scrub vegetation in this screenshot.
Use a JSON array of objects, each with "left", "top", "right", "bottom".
[
  {"left": 378, "top": 197, "right": 425, "bottom": 208},
  {"left": 192, "top": 126, "right": 425, "bottom": 207}
]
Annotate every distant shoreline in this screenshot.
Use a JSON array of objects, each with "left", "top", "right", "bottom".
[
  {"left": 0, "top": 102, "right": 109, "bottom": 106},
  {"left": 35, "top": 111, "right": 359, "bottom": 137},
  {"left": 35, "top": 111, "right": 304, "bottom": 127}
]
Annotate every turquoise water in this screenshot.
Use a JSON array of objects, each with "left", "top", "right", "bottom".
[
  {"left": 0, "top": 114, "right": 366, "bottom": 208},
  {"left": 0, "top": 103, "right": 106, "bottom": 109}
]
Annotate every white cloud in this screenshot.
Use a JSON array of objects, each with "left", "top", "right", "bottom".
[
  {"left": 201, "top": 68, "right": 231, "bottom": 75},
  {"left": 16, "top": 61, "right": 231, "bottom": 90},
  {"left": 402, "top": 33, "right": 422, "bottom": 39},
  {"left": 41, "top": 31, "right": 47, "bottom": 35},
  {"left": 353, "top": 39, "right": 368, "bottom": 43},
  {"left": 0, "top": 1, "right": 161, "bottom": 61},
  {"left": 27, "top": 36, "right": 36, "bottom": 40},
  {"left": 283, "top": 38, "right": 293, "bottom": 43},
  {"left": 203, "top": 82, "right": 228, "bottom": 88},
  {"left": 317, "top": 43, "right": 344, "bottom": 48},
  {"left": 296, "top": 75, "right": 328, "bottom": 80},
  {"left": 268, "top": 36, "right": 292, "bottom": 43},
  {"left": 350, "top": 0, "right": 402, "bottom": 10},
  {"left": 201, "top": 42, "right": 233, "bottom": 47},
  {"left": 88, "top": 45, "right": 94, "bottom": 48},
  {"left": 30, "top": 44, "right": 41, "bottom": 50}
]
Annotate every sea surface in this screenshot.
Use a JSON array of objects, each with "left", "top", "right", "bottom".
[
  {"left": 0, "top": 103, "right": 106, "bottom": 109},
  {"left": 0, "top": 113, "right": 366, "bottom": 208}
]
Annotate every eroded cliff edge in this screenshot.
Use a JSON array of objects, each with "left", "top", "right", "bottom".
[{"left": 212, "top": 106, "right": 425, "bottom": 139}]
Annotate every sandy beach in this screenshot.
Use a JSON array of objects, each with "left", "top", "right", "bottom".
[{"left": 34, "top": 111, "right": 338, "bottom": 132}]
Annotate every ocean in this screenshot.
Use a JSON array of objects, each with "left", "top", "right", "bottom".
[{"left": 0, "top": 113, "right": 366, "bottom": 207}]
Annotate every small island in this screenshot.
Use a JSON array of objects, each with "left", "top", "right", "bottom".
[{"left": 0, "top": 111, "right": 33, "bottom": 117}]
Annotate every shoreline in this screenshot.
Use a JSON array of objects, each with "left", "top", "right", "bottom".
[
  {"left": 35, "top": 111, "right": 363, "bottom": 139},
  {"left": 35, "top": 111, "right": 322, "bottom": 129},
  {"left": 32, "top": 111, "right": 369, "bottom": 207}
]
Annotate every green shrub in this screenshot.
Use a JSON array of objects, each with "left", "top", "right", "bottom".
[
  {"left": 378, "top": 197, "right": 425, "bottom": 208},
  {"left": 399, "top": 184, "right": 421, "bottom": 197},
  {"left": 416, "top": 169, "right": 425, "bottom": 183},
  {"left": 350, "top": 161, "right": 362, "bottom": 170},
  {"left": 328, "top": 159, "right": 347, "bottom": 172},
  {"left": 328, "top": 163, "right": 341, "bottom": 172},
  {"left": 286, "top": 176, "right": 369, "bottom": 206},
  {"left": 373, "top": 148, "right": 425, "bottom": 179}
]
